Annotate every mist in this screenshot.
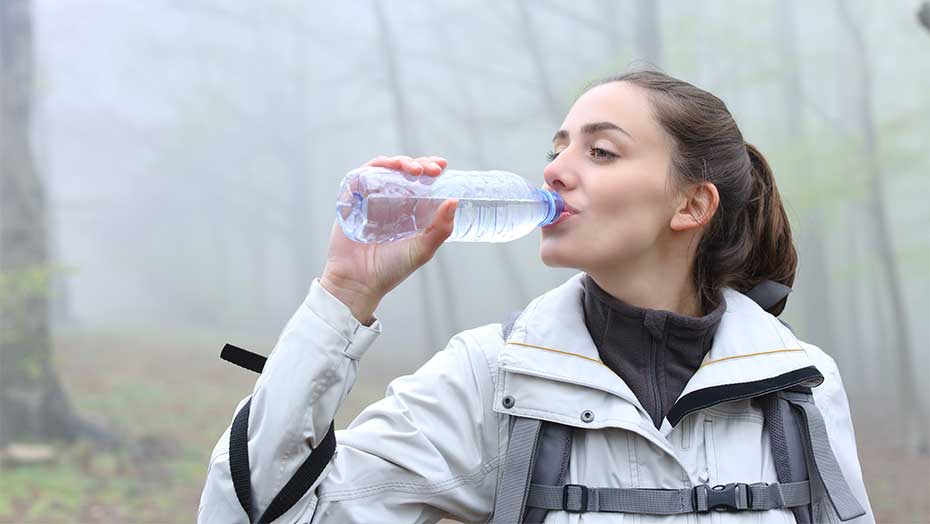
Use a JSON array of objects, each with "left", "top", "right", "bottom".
[{"left": 2, "top": 0, "right": 928, "bottom": 522}]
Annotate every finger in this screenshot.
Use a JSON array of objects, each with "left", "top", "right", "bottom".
[
  {"left": 415, "top": 156, "right": 442, "bottom": 176},
  {"left": 412, "top": 199, "right": 457, "bottom": 265},
  {"left": 429, "top": 156, "right": 448, "bottom": 168},
  {"left": 363, "top": 156, "right": 401, "bottom": 169},
  {"left": 402, "top": 159, "right": 423, "bottom": 174},
  {"left": 364, "top": 155, "right": 413, "bottom": 169}
]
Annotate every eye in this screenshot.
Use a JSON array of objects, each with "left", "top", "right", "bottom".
[
  {"left": 589, "top": 147, "right": 617, "bottom": 160},
  {"left": 545, "top": 150, "right": 559, "bottom": 161}
]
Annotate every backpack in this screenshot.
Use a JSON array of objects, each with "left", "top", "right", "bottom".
[
  {"left": 219, "top": 280, "right": 866, "bottom": 523},
  {"left": 490, "top": 281, "right": 866, "bottom": 524}
]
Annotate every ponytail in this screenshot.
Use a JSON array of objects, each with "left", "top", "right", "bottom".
[{"left": 742, "top": 143, "right": 797, "bottom": 316}]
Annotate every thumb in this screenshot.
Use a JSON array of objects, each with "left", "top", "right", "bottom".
[{"left": 411, "top": 199, "right": 457, "bottom": 265}]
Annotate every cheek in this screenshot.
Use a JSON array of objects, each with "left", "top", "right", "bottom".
[
  {"left": 539, "top": 177, "right": 671, "bottom": 266},
  {"left": 585, "top": 187, "right": 670, "bottom": 253}
]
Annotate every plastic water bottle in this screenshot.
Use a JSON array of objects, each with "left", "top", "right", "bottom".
[{"left": 335, "top": 166, "right": 565, "bottom": 243}]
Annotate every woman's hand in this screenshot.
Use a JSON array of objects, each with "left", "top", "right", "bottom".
[{"left": 320, "top": 155, "right": 458, "bottom": 325}]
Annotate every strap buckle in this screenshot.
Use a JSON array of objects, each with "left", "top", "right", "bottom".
[
  {"left": 694, "top": 483, "right": 752, "bottom": 512},
  {"left": 561, "top": 484, "right": 588, "bottom": 513}
]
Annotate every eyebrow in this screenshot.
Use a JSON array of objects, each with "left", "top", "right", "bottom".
[{"left": 551, "top": 121, "right": 634, "bottom": 143}]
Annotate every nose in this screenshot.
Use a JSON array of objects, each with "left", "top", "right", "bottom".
[{"left": 543, "top": 153, "right": 578, "bottom": 193}]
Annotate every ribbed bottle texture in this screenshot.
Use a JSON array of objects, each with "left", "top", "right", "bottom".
[{"left": 336, "top": 167, "right": 564, "bottom": 243}]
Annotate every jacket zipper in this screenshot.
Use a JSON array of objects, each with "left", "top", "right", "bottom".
[
  {"left": 700, "top": 419, "right": 713, "bottom": 484},
  {"left": 650, "top": 315, "right": 666, "bottom": 427},
  {"left": 651, "top": 337, "right": 661, "bottom": 425}
]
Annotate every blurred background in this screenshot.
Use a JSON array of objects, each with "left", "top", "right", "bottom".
[{"left": 1, "top": 0, "right": 928, "bottom": 522}]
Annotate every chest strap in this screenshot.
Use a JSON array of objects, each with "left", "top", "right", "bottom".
[
  {"left": 491, "top": 393, "right": 865, "bottom": 523},
  {"left": 526, "top": 480, "right": 811, "bottom": 514}
]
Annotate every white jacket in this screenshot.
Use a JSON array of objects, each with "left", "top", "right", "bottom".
[{"left": 198, "top": 272, "right": 874, "bottom": 523}]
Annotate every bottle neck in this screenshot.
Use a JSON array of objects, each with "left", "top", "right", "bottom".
[{"left": 537, "top": 189, "right": 564, "bottom": 226}]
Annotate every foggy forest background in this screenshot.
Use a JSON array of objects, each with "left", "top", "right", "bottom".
[{"left": 1, "top": 0, "right": 928, "bottom": 522}]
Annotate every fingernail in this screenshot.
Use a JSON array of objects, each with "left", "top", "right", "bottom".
[
  {"left": 430, "top": 162, "right": 440, "bottom": 170},
  {"left": 447, "top": 204, "right": 456, "bottom": 220}
]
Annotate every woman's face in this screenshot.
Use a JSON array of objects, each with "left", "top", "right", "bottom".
[{"left": 540, "top": 81, "right": 681, "bottom": 275}]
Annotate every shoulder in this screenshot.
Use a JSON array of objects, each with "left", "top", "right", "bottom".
[
  {"left": 797, "top": 339, "right": 850, "bottom": 412},
  {"left": 798, "top": 339, "right": 839, "bottom": 376},
  {"left": 445, "top": 323, "right": 505, "bottom": 388}
]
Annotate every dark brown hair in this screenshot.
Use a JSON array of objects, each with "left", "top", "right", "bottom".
[{"left": 586, "top": 70, "right": 797, "bottom": 316}]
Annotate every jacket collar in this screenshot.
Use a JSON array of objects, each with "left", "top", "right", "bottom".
[{"left": 497, "top": 272, "right": 823, "bottom": 428}]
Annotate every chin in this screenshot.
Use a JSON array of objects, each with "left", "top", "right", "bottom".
[{"left": 539, "top": 238, "right": 579, "bottom": 269}]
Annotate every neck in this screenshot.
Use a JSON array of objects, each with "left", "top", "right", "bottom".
[{"left": 585, "top": 249, "right": 704, "bottom": 317}]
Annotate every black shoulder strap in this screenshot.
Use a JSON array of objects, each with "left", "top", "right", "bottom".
[
  {"left": 223, "top": 343, "right": 337, "bottom": 523},
  {"left": 222, "top": 343, "right": 267, "bottom": 373},
  {"left": 746, "top": 280, "right": 792, "bottom": 314}
]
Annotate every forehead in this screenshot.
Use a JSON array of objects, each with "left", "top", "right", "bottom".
[{"left": 561, "top": 82, "right": 663, "bottom": 146}]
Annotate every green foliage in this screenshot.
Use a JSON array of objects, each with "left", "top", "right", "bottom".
[
  {"left": 0, "top": 264, "right": 78, "bottom": 381},
  {"left": 0, "top": 263, "right": 77, "bottom": 313},
  {"left": 0, "top": 461, "right": 86, "bottom": 521},
  {"left": 0, "top": 265, "right": 52, "bottom": 308}
]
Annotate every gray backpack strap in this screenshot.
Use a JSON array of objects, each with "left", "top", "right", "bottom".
[
  {"left": 524, "top": 480, "right": 811, "bottom": 514},
  {"left": 514, "top": 389, "right": 864, "bottom": 519},
  {"left": 497, "top": 307, "right": 575, "bottom": 523},
  {"left": 780, "top": 390, "right": 867, "bottom": 522},
  {"left": 522, "top": 423, "right": 573, "bottom": 523},
  {"left": 492, "top": 417, "right": 543, "bottom": 524},
  {"left": 746, "top": 280, "right": 792, "bottom": 313},
  {"left": 763, "top": 389, "right": 814, "bottom": 523}
]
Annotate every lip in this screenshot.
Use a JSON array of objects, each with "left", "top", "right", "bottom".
[{"left": 542, "top": 210, "right": 577, "bottom": 228}]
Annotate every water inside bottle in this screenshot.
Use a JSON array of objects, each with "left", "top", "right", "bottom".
[{"left": 342, "top": 194, "right": 548, "bottom": 243}]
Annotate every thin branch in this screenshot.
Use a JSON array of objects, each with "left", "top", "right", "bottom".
[{"left": 918, "top": 1, "right": 930, "bottom": 34}]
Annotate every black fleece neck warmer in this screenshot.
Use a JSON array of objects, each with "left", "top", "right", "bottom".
[{"left": 581, "top": 273, "right": 726, "bottom": 429}]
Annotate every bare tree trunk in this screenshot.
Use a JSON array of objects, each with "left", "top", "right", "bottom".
[
  {"left": 795, "top": 211, "right": 840, "bottom": 358},
  {"left": 372, "top": 0, "right": 461, "bottom": 353},
  {"left": 843, "top": 203, "right": 868, "bottom": 394},
  {"left": 635, "top": 0, "right": 662, "bottom": 68},
  {"left": 517, "top": 0, "right": 562, "bottom": 126},
  {"left": 835, "top": 0, "right": 928, "bottom": 452},
  {"left": 601, "top": 0, "right": 624, "bottom": 60},
  {"left": 429, "top": 14, "right": 531, "bottom": 311},
  {"left": 0, "top": 0, "right": 72, "bottom": 447},
  {"left": 774, "top": 0, "right": 841, "bottom": 368},
  {"left": 918, "top": 1, "right": 930, "bottom": 33},
  {"left": 287, "top": 10, "right": 316, "bottom": 310},
  {"left": 775, "top": 0, "right": 803, "bottom": 134}
]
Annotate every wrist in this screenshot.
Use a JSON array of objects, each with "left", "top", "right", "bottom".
[{"left": 318, "top": 274, "right": 380, "bottom": 326}]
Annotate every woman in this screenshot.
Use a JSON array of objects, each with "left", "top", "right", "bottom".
[{"left": 199, "top": 70, "right": 874, "bottom": 523}]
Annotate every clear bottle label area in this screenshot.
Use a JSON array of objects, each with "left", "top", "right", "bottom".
[
  {"left": 336, "top": 167, "right": 561, "bottom": 243},
  {"left": 356, "top": 195, "right": 545, "bottom": 243}
]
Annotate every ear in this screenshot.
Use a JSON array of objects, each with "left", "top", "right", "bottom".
[{"left": 670, "top": 182, "right": 719, "bottom": 232}]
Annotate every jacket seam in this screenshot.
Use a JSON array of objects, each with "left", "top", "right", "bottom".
[
  {"left": 504, "top": 404, "right": 665, "bottom": 442},
  {"left": 316, "top": 455, "right": 502, "bottom": 502},
  {"left": 304, "top": 302, "right": 354, "bottom": 349},
  {"left": 505, "top": 341, "right": 607, "bottom": 367},
  {"left": 699, "top": 348, "right": 804, "bottom": 368},
  {"left": 207, "top": 452, "right": 248, "bottom": 513}
]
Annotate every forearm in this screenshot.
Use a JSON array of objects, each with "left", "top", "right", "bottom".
[
  {"left": 200, "top": 278, "right": 383, "bottom": 522},
  {"left": 319, "top": 273, "right": 381, "bottom": 327}
]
